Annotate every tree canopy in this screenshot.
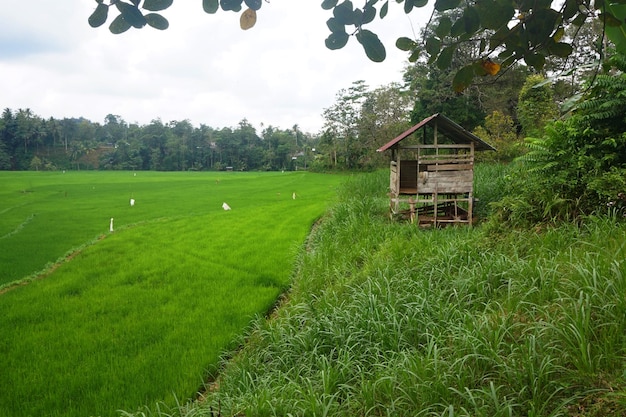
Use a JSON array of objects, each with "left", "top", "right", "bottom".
[
  {"left": 89, "top": 0, "right": 626, "bottom": 91},
  {"left": 0, "top": 109, "right": 315, "bottom": 172}
]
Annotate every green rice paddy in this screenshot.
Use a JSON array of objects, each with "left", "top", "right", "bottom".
[{"left": 0, "top": 171, "right": 343, "bottom": 417}]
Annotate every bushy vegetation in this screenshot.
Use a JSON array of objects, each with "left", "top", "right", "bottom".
[
  {"left": 491, "top": 53, "right": 626, "bottom": 226},
  {"left": 517, "top": 75, "right": 560, "bottom": 138},
  {"left": 122, "top": 168, "right": 625, "bottom": 417},
  {"left": 473, "top": 112, "right": 525, "bottom": 163}
]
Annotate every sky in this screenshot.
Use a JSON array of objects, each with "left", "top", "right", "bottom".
[{"left": 0, "top": 1, "right": 432, "bottom": 133}]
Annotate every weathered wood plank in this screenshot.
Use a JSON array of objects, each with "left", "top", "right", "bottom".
[
  {"left": 418, "top": 158, "right": 474, "bottom": 164},
  {"left": 424, "top": 170, "right": 473, "bottom": 179},
  {"left": 401, "top": 144, "right": 474, "bottom": 149},
  {"left": 426, "top": 164, "right": 473, "bottom": 171}
]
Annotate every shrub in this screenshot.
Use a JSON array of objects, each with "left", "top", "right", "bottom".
[
  {"left": 491, "top": 53, "right": 626, "bottom": 225},
  {"left": 517, "top": 74, "right": 559, "bottom": 137},
  {"left": 474, "top": 111, "right": 525, "bottom": 163}
]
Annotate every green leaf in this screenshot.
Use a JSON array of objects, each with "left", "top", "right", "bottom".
[
  {"left": 525, "top": 9, "right": 559, "bottom": 46},
  {"left": 476, "top": 0, "right": 515, "bottom": 30},
  {"left": 396, "top": 36, "right": 418, "bottom": 51},
  {"left": 203, "top": 0, "right": 219, "bottom": 13},
  {"left": 489, "top": 24, "right": 510, "bottom": 49},
  {"left": 244, "top": 0, "right": 263, "bottom": 11},
  {"left": 404, "top": 0, "right": 415, "bottom": 13},
  {"left": 519, "top": 0, "right": 550, "bottom": 11},
  {"left": 220, "top": 0, "right": 243, "bottom": 12},
  {"left": 563, "top": 0, "right": 579, "bottom": 19},
  {"left": 142, "top": 0, "right": 173, "bottom": 12},
  {"left": 325, "top": 31, "right": 349, "bottom": 49},
  {"left": 362, "top": 5, "right": 376, "bottom": 23},
  {"left": 425, "top": 36, "right": 442, "bottom": 55},
  {"left": 88, "top": 3, "right": 109, "bottom": 28},
  {"left": 548, "top": 41, "right": 573, "bottom": 57},
  {"left": 524, "top": 51, "right": 546, "bottom": 69},
  {"left": 452, "top": 64, "right": 475, "bottom": 92},
  {"left": 605, "top": 4, "right": 626, "bottom": 54},
  {"left": 501, "top": 54, "right": 517, "bottom": 67},
  {"left": 380, "top": 1, "right": 389, "bottom": 18},
  {"left": 409, "top": 48, "right": 421, "bottom": 62},
  {"left": 145, "top": 13, "right": 169, "bottom": 29},
  {"left": 463, "top": 7, "right": 480, "bottom": 34},
  {"left": 434, "top": 16, "right": 451, "bottom": 38},
  {"left": 109, "top": 14, "right": 132, "bottom": 34},
  {"left": 497, "top": 46, "right": 514, "bottom": 58},
  {"left": 435, "top": 0, "right": 461, "bottom": 12},
  {"left": 353, "top": 8, "right": 364, "bottom": 23},
  {"left": 326, "top": 17, "right": 344, "bottom": 32},
  {"left": 322, "top": 0, "right": 339, "bottom": 10},
  {"left": 436, "top": 45, "right": 455, "bottom": 69},
  {"left": 571, "top": 12, "right": 588, "bottom": 26},
  {"left": 116, "top": 2, "right": 147, "bottom": 28},
  {"left": 334, "top": 1, "right": 355, "bottom": 25},
  {"left": 356, "top": 29, "right": 386, "bottom": 62},
  {"left": 473, "top": 60, "right": 487, "bottom": 76},
  {"left": 414, "top": 0, "right": 428, "bottom": 7},
  {"left": 600, "top": 12, "right": 623, "bottom": 26},
  {"left": 450, "top": 17, "right": 465, "bottom": 37}
]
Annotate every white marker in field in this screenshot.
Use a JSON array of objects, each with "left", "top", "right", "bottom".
[
  {"left": 110, "top": 218, "right": 114, "bottom": 232},
  {"left": 130, "top": 198, "right": 135, "bottom": 206},
  {"left": 222, "top": 202, "right": 231, "bottom": 211},
  {"left": 292, "top": 192, "right": 296, "bottom": 200}
]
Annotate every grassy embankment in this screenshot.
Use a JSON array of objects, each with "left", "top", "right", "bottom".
[
  {"left": 0, "top": 171, "right": 343, "bottom": 417},
  {"left": 154, "top": 165, "right": 624, "bottom": 417}
]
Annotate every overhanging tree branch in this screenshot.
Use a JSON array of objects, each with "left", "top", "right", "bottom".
[{"left": 88, "top": 0, "right": 626, "bottom": 91}]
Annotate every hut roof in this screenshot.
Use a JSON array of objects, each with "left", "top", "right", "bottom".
[{"left": 376, "top": 113, "right": 496, "bottom": 152}]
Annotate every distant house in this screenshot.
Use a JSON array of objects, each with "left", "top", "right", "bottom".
[{"left": 377, "top": 113, "right": 495, "bottom": 227}]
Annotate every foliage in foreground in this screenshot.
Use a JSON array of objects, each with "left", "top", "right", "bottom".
[
  {"left": 492, "top": 52, "right": 626, "bottom": 226},
  {"left": 129, "top": 170, "right": 626, "bottom": 417},
  {"left": 89, "top": 0, "right": 626, "bottom": 95}
]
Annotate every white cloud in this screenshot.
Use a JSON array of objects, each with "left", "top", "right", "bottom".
[{"left": 0, "top": 0, "right": 432, "bottom": 133}]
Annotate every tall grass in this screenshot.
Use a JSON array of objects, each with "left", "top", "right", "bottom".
[
  {"left": 163, "top": 166, "right": 626, "bottom": 417},
  {"left": 473, "top": 162, "right": 509, "bottom": 220}
]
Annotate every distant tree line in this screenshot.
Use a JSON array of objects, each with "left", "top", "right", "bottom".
[{"left": 0, "top": 110, "right": 320, "bottom": 172}]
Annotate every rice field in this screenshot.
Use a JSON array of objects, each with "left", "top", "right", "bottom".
[
  {"left": 3, "top": 167, "right": 626, "bottom": 417},
  {"left": 0, "top": 171, "right": 344, "bottom": 417}
]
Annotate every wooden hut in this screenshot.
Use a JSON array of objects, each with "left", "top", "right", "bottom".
[{"left": 377, "top": 113, "right": 495, "bottom": 227}]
